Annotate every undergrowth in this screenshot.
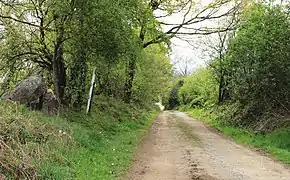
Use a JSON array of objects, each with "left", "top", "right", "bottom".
[
  {"left": 185, "top": 107, "right": 290, "bottom": 165},
  {"left": 0, "top": 97, "right": 157, "bottom": 179}
]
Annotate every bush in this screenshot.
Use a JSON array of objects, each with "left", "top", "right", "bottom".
[{"left": 178, "top": 68, "right": 218, "bottom": 108}]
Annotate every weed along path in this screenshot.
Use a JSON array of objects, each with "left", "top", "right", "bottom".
[{"left": 124, "top": 111, "right": 290, "bottom": 180}]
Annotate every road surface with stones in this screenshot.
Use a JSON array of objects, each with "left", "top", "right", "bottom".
[{"left": 124, "top": 111, "right": 290, "bottom": 180}]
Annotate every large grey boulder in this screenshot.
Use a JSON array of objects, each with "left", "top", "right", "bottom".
[{"left": 2, "top": 76, "right": 45, "bottom": 105}]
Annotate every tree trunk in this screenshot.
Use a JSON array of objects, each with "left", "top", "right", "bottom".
[
  {"left": 75, "top": 57, "right": 87, "bottom": 108},
  {"left": 73, "top": 14, "right": 87, "bottom": 108},
  {"left": 68, "top": 4, "right": 88, "bottom": 109},
  {"left": 218, "top": 74, "right": 224, "bottom": 104},
  {"left": 124, "top": 57, "right": 136, "bottom": 103},
  {"left": 69, "top": 51, "right": 87, "bottom": 109},
  {"left": 52, "top": 37, "right": 66, "bottom": 104},
  {"left": 123, "top": 22, "right": 146, "bottom": 103}
]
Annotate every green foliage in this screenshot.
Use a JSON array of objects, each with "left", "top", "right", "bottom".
[
  {"left": 225, "top": 3, "right": 290, "bottom": 104},
  {"left": 179, "top": 68, "right": 218, "bottom": 108},
  {"left": 166, "top": 79, "right": 184, "bottom": 110},
  {"left": 178, "top": 2, "right": 290, "bottom": 165},
  {"left": 181, "top": 3, "right": 290, "bottom": 131},
  {"left": 0, "top": 0, "right": 171, "bottom": 107},
  {"left": 0, "top": 98, "right": 156, "bottom": 179},
  {"left": 218, "top": 3, "right": 290, "bottom": 126},
  {"left": 65, "top": 0, "right": 142, "bottom": 106},
  {"left": 133, "top": 45, "right": 172, "bottom": 105}
]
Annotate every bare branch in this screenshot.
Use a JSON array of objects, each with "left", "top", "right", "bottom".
[
  {"left": 144, "top": 0, "right": 241, "bottom": 48},
  {"left": 0, "top": 14, "right": 42, "bottom": 28},
  {"left": 155, "top": 0, "right": 191, "bottom": 19}
]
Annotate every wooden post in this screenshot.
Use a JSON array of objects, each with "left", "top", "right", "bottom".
[{"left": 86, "top": 67, "right": 97, "bottom": 114}]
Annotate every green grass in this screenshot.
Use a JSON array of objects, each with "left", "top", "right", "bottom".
[
  {"left": 186, "top": 108, "right": 290, "bottom": 164},
  {"left": 0, "top": 98, "right": 157, "bottom": 179}
]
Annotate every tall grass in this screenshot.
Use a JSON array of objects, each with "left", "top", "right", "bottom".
[{"left": 0, "top": 97, "right": 156, "bottom": 179}]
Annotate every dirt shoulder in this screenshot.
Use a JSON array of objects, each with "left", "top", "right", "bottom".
[{"left": 123, "top": 111, "right": 290, "bottom": 180}]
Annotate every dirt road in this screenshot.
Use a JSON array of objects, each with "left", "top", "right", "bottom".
[{"left": 124, "top": 111, "right": 290, "bottom": 180}]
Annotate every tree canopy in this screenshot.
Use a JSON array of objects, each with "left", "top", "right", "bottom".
[
  {"left": 176, "top": 2, "right": 290, "bottom": 131},
  {"left": 0, "top": 0, "right": 248, "bottom": 110}
]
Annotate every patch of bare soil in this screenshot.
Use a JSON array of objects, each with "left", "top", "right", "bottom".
[{"left": 123, "top": 111, "right": 290, "bottom": 180}]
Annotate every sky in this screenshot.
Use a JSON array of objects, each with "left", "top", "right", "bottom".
[
  {"left": 156, "top": 0, "right": 226, "bottom": 74},
  {"left": 170, "top": 36, "right": 209, "bottom": 73},
  {"left": 161, "top": 0, "right": 288, "bottom": 74}
]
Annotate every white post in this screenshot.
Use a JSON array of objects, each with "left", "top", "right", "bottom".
[{"left": 86, "top": 67, "right": 97, "bottom": 114}]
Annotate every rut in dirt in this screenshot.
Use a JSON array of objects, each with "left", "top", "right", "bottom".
[{"left": 124, "top": 111, "right": 290, "bottom": 180}]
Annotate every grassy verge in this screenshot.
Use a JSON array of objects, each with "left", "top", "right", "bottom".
[
  {"left": 186, "top": 108, "right": 290, "bottom": 165},
  {"left": 0, "top": 98, "right": 157, "bottom": 179}
]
